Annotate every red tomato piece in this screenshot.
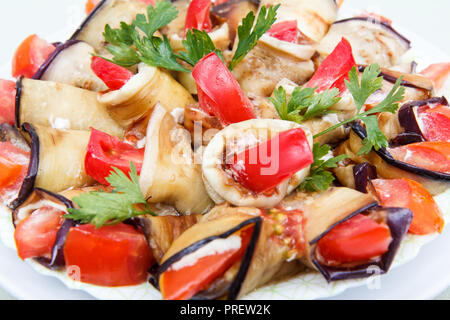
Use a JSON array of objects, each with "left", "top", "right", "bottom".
[
  {"left": 0, "top": 79, "right": 16, "bottom": 125},
  {"left": 85, "top": 0, "right": 101, "bottom": 14},
  {"left": 0, "top": 141, "right": 29, "bottom": 203},
  {"left": 90, "top": 56, "right": 134, "bottom": 91},
  {"left": 12, "top": 35, "right": 55, "bottom": 78},
  {"left": 160, "top": 226, "right": 253, "bottom": 300},
  {"left": 305, "top": 38, "right": 356, "bottom": 93},
  {"left": 185, "top": 0, "right": 213, "bottom": 34},
  {"left": 417, "top": 104, "right": 450, "bottom": 142},
  {"left": 317, "top": 214, "right": 392, "bottom": 265},
  {"left": 227, "top": 128, "right": 313, "bottom": 194},
  {"left": 85, "top": 128, "right": 145, "bottom": 185},
  {"left": 388, "top": 141, "right": 450, "bottom": 174},
  {"left": 420, "top": 63, "right": 450, "bottom": 91},
  {"left": 372, "top": 178, "right": 444, "bottom": 235},
  {"left": 267, "top": 20, "right": 298, "bottom": 43},
  {"left": 14, "top": 207, "right": 65, "bottom": 260},
  {"left": 192, "top": 52, "right": 255, "bottom": 125},
  {"left": 64, "top": 223, "right": 153, "bottom": 287}
]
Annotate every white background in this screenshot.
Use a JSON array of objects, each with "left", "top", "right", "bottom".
[{"left": 0, "top": 0, "right": 449, "bottom": 300}]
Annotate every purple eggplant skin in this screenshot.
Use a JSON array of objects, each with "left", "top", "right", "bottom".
[
  {"left": 398, "top": 97, "right": 449, "bottom": 139},
  {"left": 156, "top": 217, "right": 262, "bottom": 300},
  {"left": 389, "top": 132, "right": 424, "bottom": 148},
  {"left": 335, "top": 17, "right": 411, "bottom": 49},
  {"left": 311, "top": 206, "right": 413, "bottom": 282},
  {"left": 69, "top": 0, "right": 107, "bottom": 41},
  {"left": 357, "top": 65, "right": 426, "bottom": 90},
  {"left": 8, "top": 123, "right": 39, "bottom": 211},
  {"left": 33, "top": 40, "right": 81, "bottom": 80},
  {"left": 14, "top": 76, "right": 23, "bottom": 128},
  {"left": 353, "top": 162, "right": 377, "bottom": 193},
  {"left": 351, "top": 122, "right": 450, "bottom": 181},
  {"left": 22, "top": 188, "right": 76, "bottom": 270}
]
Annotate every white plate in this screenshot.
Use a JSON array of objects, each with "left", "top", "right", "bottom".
[{"left": 0, "top": 0, "right": 449, "bottom": 300}]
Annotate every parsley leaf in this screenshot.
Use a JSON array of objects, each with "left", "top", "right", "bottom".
[
  {"left": 313, "top": 63, "right": 405, "bottom": 154},
  {"left": 66, "top": 163, "right": 155, "bottom": 228},
  {"left": 176, "top": 29, "right": 224, "bottom": 66},
  {"left": 134, "top": 0, "right": 178, "bottom": 37},
  {"left": 269, "top": 86, "right": 340, "bottom": 123},
  {"left": 228, "top": 5, "right": 280, "bottom": 70},
  {"left": 300, "top": 143, "right": 348, "bottom": 192}
]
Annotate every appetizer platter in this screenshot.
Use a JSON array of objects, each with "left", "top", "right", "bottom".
[{"left": 0, "top": 0, "right": 449, "bottom": 300}]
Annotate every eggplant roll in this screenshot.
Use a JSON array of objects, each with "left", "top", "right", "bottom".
[
  {"left": 336, "top": 124, "right": 450, "bottom": 195},
  {"left": 16, "top": 78, "right": 124, "bottom": 137},
  {"left": 70, "top": 0, "right": 147, "bottom": 54},
  {"left": 202, "top": 119, "right": 313, "bottom": 208},
  {"left": 33, "top": 40, "right": 107, "bottom": 92},
  {"left": 139, "top": 104, "right": 213, "bottom": 215},
  {"left": 259, "top": 0, "right": 338, "bottom": 42},
  {"left": 282, "top": 187, "right": 412, "bottom": 281},
  {"left": 21, "top": 123, "right": 94, "bottom": 195},
  {"left": 12, "top": 188, "right": 75, "bottom": 269},
  {"left": 98, "top": 63, "right": 195, "bottom": 127},
  {"left": 157, "top": 205, "right": 304, "bottom": 300},
  {"left": 317, "top": 17, "right": 410, "bottom": 67}
]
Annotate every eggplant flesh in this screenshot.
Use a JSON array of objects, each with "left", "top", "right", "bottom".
[
  {"left": 12, "top": 188, "right": 75, "bottom": 270},
  {"left": 33, "top": 40, "right": 108, "bottom": 92},
  {"left": 317, "top": 17, "right": 410, "bottom": 67},
  {"left": 70, "top": 0, "right": 147, "bottom": 54},
  {"left": 15, "top": 77, "right": 124, "bottom": 137},
  {"left": 157, "top": 208, "right": 263, "bottom": 300}
]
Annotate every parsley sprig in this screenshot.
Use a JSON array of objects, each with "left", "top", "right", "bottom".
[
  {"left": 269, "top": 86, "right": 341, "bottom": 123},
  {"left": 299, "top": 143, "right": 348, "bottom": 192},
  {"left": 101, "top": 1, "right": 279, "bottom": 72},
  {"left": 66, "top": 163, "right": 155, "bottom": 228}
]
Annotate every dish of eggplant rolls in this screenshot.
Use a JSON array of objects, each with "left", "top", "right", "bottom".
[{"left": 0, "top": 0, "right": 449, "bottom": 300}]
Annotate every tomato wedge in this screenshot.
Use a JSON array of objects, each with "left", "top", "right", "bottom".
[
  {"left": 417, "top": 104, "right": 450, "bottom": 142},
  {"left": 0, "top": 141, "right": 30, "bottom": 203},
  {"left": 185, "top": 0, "right": 212, "bottom": 34},
  {"left": 227, "top": 128, "right": 313, "bottom": 194},
  {"left": 305, "top": 38, "right": 356, "bottom": 93},
  {"left": 388, "top": 141, "right": 450, "bottom": 174},
  {"left": 85, "top": 128, "right": 145, "bottom": 185},
  {"left": 420, "top": 63, "right": 450, "bottom": 91},
  {"left": 14, "top": 207, "right": 65, "bottom": 260},
  {"left": 160, "top": 226, "right": 253, "bottom": 300},
  {"left": 267, "top": 20, "right": 298, "bottom": 43},
  {"left": 90, "top": 56, "right": 134, "bottom": 91},
  {"left": 64, "top": 223, "right": 153, "bottom": 287},
  {"left": 12, "top": 35, "right": 55, "bottom": 78},
  {"left": 316, "top": 214, "right": 392, "bottom": 265},
  {"left": 0, "top": 79, "right": 16, "bottom": 125},
  {"left": 372, "top": 178, "right": 444, "bottom": 235},
  {"left": 192, "top": 52, "right": 255, "bottom": 125}
]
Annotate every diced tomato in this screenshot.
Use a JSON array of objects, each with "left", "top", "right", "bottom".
[
  {"left": 267, "top": 20, "right": 298, "bottom": 43},
  {"left": 417, "top": 104, "right": 450, "bottom": 142},
  {"left": 316, "top": 214, "right": 392, "bottom": 265},
  {"left": 0, "top": 79, "right": 16, "bottom": 125},
  {"left": 227, "top": 128, "right": 313, "bottom": 194},
  {"left": 420, "top": 63, "right": 450, "bottom": 91},
  {"left": 14, "top": 207, "right": 65, "bottom": 260},
  {"left": 90, "top": 56, "right": 134, "bottom": 91},
  {"left": 0, "top": 141, "right": 29, "bottom": 203},
  {"left": 372, "top": 178, "right": 444, "bottom": 235},
  {"left": 185, "top": 0, "right": 212, "bottom": 34},
  {"left": 388, "top": 141, "right": 450, "bottom": 174},
  {"left": 192, "top": 52, "right": 255, "bottom": 125},
  {"left": 305, "top": 38, "right": 356, "bottom": 93},
  {"left": 85, "top": 128, "right": 145, "bottom": 185},
  {"left": 160, "top": 226, "right": 253, "bottom": 300},
  {"left": 11, "top": 35, "right": 55, "bottom": 78},
  {"left": 64, "top": 223, "right": 153, "bottom": 287}
]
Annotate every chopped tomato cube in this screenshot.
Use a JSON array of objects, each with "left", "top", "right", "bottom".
[
  {"left": 90, "top": 56, "right": 134, "bottom": 91},
  {"left": 267, "top": 20, "right": 298, "bottom": 43},
  {"left": 0, "top": 141, "right": 29, "bottom": 203},
  {"left": 185, "top": 0, "right": 213, "bottom": 34},
  {"left": 420, "top": 63, "right": 450, "bottom": 90},
  {"left": 12, "top": 35, "right": 55, "bottom": 78},
  {"left": 417, "top": 104, "right": 450, "bottom": 142},
  {"left": 0, "top": 80, "right": 16, "bottom": 125}
]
